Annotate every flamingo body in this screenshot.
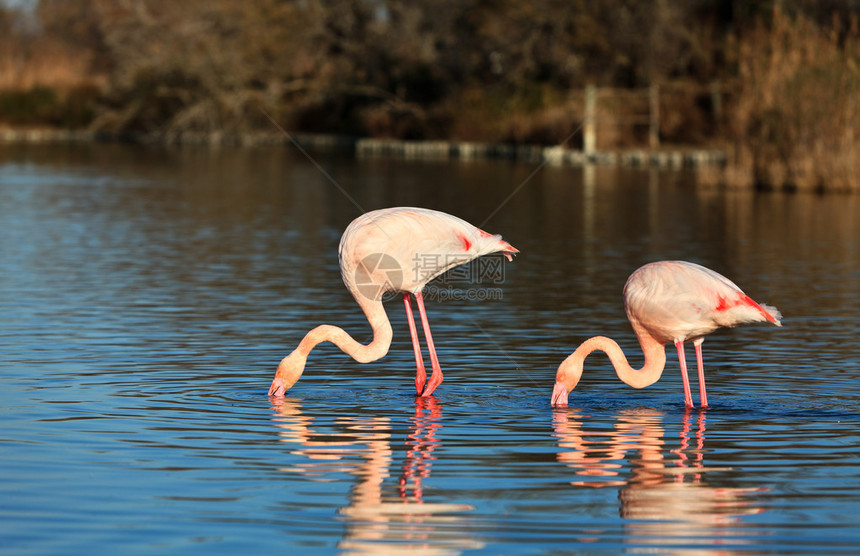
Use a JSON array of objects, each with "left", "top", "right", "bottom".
[
  {"left": 269, "top": 207, "right": 517, "bottom": 398},
  {"left": 340, "top": 207, "right": 516, "bottom": 296},
  {"left": 623, "top": 261, "right": 780, "bottom": 345},
  {"left": 552, "top": 261, "right": 781, "bottom": 408}
]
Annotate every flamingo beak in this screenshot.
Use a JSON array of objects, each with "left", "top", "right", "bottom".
[
  {"left": 501, "top": 242, "right": 519, "bottom": 261},
  {"left": 551, "top": 381, "right": 569, "bottom": 407}
]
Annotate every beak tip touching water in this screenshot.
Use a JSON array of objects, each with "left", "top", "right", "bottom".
[
  {"left": 551, "top": 381, "right": 569, "bottom": 408},
  {"left": 268, "top": 377, "right": 286, "bottom": 398}
]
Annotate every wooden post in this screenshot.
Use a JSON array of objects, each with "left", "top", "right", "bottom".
[
  {"left": 584, "top": 84, "right": 596, "bottom": 156},
  {"left": 582, "top": 163, "right": 595, "bottom": 248},
  {"left": 710, "top": 80, "right": 722, "bottom": 120},
  {"left": 649, "top": 83, "right": 660, "bottom": 149}
]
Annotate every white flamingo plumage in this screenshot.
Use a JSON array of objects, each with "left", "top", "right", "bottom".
[
  {"left": 551, "top": 261, "right": 782, "bottom": 408},
  {"left": 269, "top": 207, "right": 518, "bottom": 398}
]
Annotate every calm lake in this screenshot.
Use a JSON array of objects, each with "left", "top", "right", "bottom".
[{"left": 1, "top": 142, "right": 859, "bottom": 554}]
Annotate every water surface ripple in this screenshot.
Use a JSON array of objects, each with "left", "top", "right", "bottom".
[{"left": 1, "top": 144, "right": 858, "bottom": 554}]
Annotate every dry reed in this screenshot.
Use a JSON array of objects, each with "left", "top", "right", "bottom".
[{"left": 723, "top": 8, "right": 860, "bottom": 192}]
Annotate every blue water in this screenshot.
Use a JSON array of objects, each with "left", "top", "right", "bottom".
[{"left": 1, "top": 143, "right": 859, "bottom": 554}]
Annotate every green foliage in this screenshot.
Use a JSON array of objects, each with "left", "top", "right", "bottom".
[
  {"left": 0, "top": 86, "right": 95, "bottom": 127},
  {"left": 0, "top": 87, "right": 57, "bottom": 125}
]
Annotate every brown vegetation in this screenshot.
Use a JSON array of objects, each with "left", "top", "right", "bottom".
[
  {"left": 0, "top": 4, "right": 103, "bottom": 127},
  {"left": 724, "top": 8, "right": 860, "bottom": 192},
  {"left": 1, "top": 1, "right": 858, "bottom": 190}
]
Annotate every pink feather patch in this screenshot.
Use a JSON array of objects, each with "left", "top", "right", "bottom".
[
  {"left": 715, "top": 293, "right": 778, "bottom": 324},
  {"left": 459, "top": 233, "right": 472, "bottom": 251},
  {"left": 714, "top": 295, "right": 733, "bottom": 312}
]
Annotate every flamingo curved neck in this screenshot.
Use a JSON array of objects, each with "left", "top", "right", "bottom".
[
  {"left": 556, "top": 331, "right": 667, "bottom": 392},
  {"left": 297, "top": 298, "right": 393, "bottom": 363},
  {"left": 275, "top": 297, "right": 393, "bottom": 393}
]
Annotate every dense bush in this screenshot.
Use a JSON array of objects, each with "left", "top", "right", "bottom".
[
  {"left": 725, "top": 9, "right": 860, "bottom": 191},
  {"left": 1, "top": 1, "right": 858, "bottom": 190}
]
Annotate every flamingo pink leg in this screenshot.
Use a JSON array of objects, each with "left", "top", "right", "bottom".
[
  {"left": 694, "top": 340, "right": 708, "bottom": 408},
  {"left": 403, "top": 293, "right": 427, "bottom": 394},
  {"left": 674, "top": 340, "right": 694, "bottom": 408},
  {"left": 414, "top": 291, "right": 443, "bottom": 397}
]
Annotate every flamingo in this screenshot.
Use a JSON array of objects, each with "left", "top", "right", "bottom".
[
  {"left": 551, "top": 261, "right": 782, "bottom": 408},
  {"left": 269, "top": 207, "right": 518, "bottom": 398}
]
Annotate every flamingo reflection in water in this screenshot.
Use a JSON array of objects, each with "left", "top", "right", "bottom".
[
  {"left": 271, "top": 397, "right": 483, "bottom": 554},
  {"left": 553, "top": 408, "right": 766, "bottom": 550}
]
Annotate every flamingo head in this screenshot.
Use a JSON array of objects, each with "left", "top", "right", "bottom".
[
  {"left": 268, "top": 351, "right": 308, "bottom": 397},
  {"left": 551, "top": 352, "right": 585, "bottom": 407}
]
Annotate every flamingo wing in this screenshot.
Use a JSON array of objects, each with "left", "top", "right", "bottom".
[{"left": 624, "top": 261, "right": 781, "bottom": 343}]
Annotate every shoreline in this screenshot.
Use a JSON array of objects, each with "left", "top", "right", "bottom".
[{"left": 0, "top": 128, "right": 726, "bottom": 169}]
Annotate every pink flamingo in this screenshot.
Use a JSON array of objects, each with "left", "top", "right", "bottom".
[
  {"left": 551, "top": 261, "right": 782, "bottom": 408},
  {"left": 269, "top": 207, "right": 518, "bottom": 398}
]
